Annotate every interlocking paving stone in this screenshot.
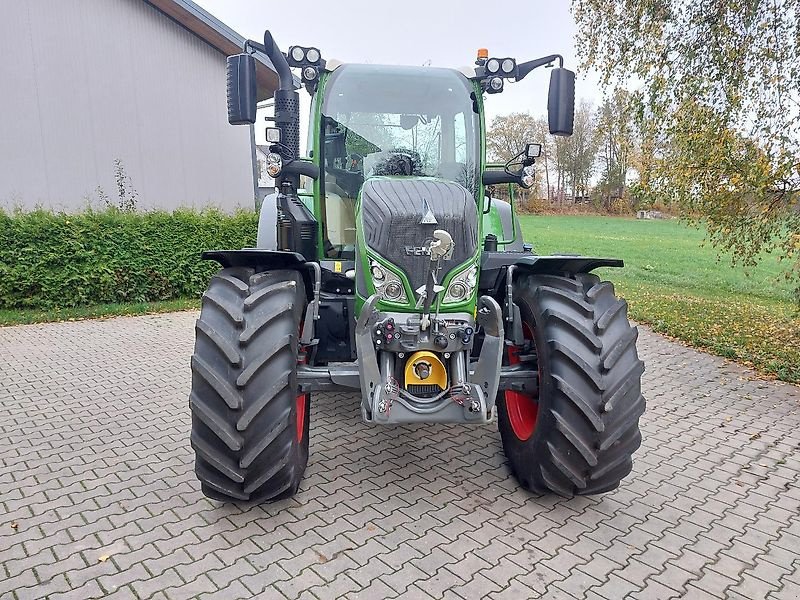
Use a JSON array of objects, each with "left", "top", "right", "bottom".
[{"left": 1, "top": 311, "right": 799, "bottom": 599}]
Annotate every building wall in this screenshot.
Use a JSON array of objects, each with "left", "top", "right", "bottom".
[{"left": 0, "top": 0, "right": 256, "bottom": 211}]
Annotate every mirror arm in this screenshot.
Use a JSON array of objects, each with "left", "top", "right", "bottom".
[
  {"left": 515, "top": 54, "right": 564, "bottom": 82},
  {"left": 243, "top": 39, "right": 266, "bottom": 53}
]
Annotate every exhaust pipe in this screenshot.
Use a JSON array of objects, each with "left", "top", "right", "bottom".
[
  {"left": 263, "top": 31, "right": 293, "bottom": 92},
  {"left": 262, "top": 31, "right": 300, "bottom": 184}
]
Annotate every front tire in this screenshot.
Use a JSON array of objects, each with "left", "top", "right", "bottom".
[
  {"left": 189, "top": 267, "right": 310, "bottom": 503},
  {"left": 497, "top": 273, "right": 645, "bottom": 496}
]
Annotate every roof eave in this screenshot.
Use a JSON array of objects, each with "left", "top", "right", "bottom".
[{"left": 143, "top": 0, "right": 279, "bottom": 100}]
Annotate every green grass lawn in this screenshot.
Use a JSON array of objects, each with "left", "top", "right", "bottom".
[{"left": 521, "top": 215, "right": 799, "bottom": 383}]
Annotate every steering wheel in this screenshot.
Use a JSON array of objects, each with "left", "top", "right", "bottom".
[{"left": 372, "top": 148, "right": 425, "bottom": 177}]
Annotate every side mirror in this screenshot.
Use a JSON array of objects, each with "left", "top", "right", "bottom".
[
  {"left": 547, "top": 68, "right": 575, "bottom": 136},
  {"left": 227, "top": 53, "right": 257, "bottom": 125}
]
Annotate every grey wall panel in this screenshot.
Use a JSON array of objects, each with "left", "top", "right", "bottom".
[
  {"left": 0, "top": 0, "right": 256, "bottom": 211},
  {"left": 0, "top": 3, "right": 49, "bottom": 206}
]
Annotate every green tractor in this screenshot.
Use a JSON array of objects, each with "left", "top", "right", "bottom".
[{"left": 189, "top": 31, "right": 645, "bottom": 502}]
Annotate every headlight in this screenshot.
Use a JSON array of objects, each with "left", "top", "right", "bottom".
[
  {"left": 265, "top": 152, "right": 282, "bottom": 178},
  {"left": 443, "top": 265, "right": 478, "bottom": 304},
  {"left": 521, "top": 165, "right": 536, "bottom": 188},
  {"left": 290, "top": 46, "right": 305, "bottom": 62},
  {"left": 501, "top": 58, "right": 516, "bottom": 74},
  {"left": 486, "top": 58, "right": 500, "bottom": 74},
  {"left": 302, "top": 66, "right": 319, "bottom": 82},
  {"left": 488, "top": 77, "right": 504, "bottom": 92},
  {"left": 369, "top": 260, "right": 408, "bottom": 303},
  {"left": 306, "top": 48, "right": 321, "bottom": 64},
  {"left": 370, "top": 263, "right": 385, "bottom": 281},
  {"left": 448, "top": 282, "right": 468, "bottom": 300},
  {"left": 384, "top": 282, "right": 404, "bottom": 301},
  {"left": 521, "top": 173, "right": 535, "bottom": 188},
  {"left": 265, "top": 127, "right": 281, "bottom": 143}
]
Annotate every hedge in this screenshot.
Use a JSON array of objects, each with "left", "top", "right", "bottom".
[{"left": 0, "top": 208, "right": 259, "bottom": 309}]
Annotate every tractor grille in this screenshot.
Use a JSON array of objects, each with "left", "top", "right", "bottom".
[
  {"left": 360, "top": 178, "right": 478, "bottom": 293},
  {"left": 406, "top": 383, "right": 442, "bottom": 398}
]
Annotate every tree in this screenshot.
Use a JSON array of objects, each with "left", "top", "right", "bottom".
[
  {"left": 532, "top": 117, "right": 554, "bottom": 202},
  {"left": 486, "top": 112, "right": 538, "bottom": 163},
  {"left": 554, "top": 100, "right": 599, "bottom": 203},
  {"left": 573, "top": 0, "right": 800, "bottom": 294},
  {"left": 486, "top": 113, "right": 548, "bottom": 200},
  {"left": 487, "top": 106, "right": 600, "bottom": 205},
  {"left": 595, "top": 89, "right": 634, "bottom": 209}
]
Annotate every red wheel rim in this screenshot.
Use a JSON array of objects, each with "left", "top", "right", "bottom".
[
  {"left": 505, "top": 323, "right": 539, "bottom": 441},
  {"left": 295, "top": 393, "right": 307, "bottom": 442}
]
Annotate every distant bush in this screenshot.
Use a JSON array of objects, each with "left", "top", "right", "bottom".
[
  {"left": 0, "top": 208, "right": 258, "bottom": 309},
  {"left": 608, "top": 198, "right": 631, "bottom": 215}
]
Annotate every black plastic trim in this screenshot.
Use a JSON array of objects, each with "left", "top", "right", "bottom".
[
  {"left": 483, "top": 170, "right": 521, "bottom": 185},
  {"left": 483, "top": 253, "right": 623, "bottom": 273},
  {"left": 202, "top": 249, "right": 307, "bottom": 269},
  {"left": 479, "top": 252, "right": 624, "bottom": 292}
]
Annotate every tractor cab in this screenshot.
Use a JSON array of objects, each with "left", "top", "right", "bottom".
[{"left": 318, "top": 64, "right": 481, "bottom": 260}]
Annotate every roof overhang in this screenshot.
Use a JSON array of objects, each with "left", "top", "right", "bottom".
[{"left": 144, "top": 0, "right": 278, "bottom": 100}]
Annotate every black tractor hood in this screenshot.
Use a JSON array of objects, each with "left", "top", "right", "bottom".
[{"left": 359, "top": 177, "right": 479, "bottom": 290}]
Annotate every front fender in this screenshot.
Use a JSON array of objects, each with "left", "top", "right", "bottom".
[
  {"left": 479, "top": 252, "right": 623, "bottom": 291},
  {"left": 202, "top": 249, "right": 306, "bottom": 269},
  {"left": 202, "top": 249, "right": 319, "bottom": 342}
]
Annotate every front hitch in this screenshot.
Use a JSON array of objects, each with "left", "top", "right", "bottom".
[
  {"left": 470, "top": 295, "right": 504, "bottom": 407},
  {"left": 355, "top": 294, "right": 505, "bottom": 424},
  {"left": 354, "top": 294, "right": 383, "bottom": 418}
]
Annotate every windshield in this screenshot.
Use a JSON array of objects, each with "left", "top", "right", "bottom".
[{"left": 319, "top": 64, "right": 480, "bottom": 258}]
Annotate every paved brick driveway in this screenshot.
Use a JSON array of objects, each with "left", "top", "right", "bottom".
[{"left": 1, "top": 311, "right": 799, "bottom": 600}]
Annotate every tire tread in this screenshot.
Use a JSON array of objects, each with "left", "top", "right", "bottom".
[
  {"left": 189, "top": 268, "right": 309, "bottom": 503},
  {"left": 497, "top": 273, "right": 645, "bottom": 497}
]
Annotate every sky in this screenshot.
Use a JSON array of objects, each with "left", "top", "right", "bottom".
[{"left": 195, "top": 0, "right": 604, "bottom": 127}]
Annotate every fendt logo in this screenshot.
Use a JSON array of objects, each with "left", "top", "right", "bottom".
[
  {"left": 404, "top": 246, "right": 432, "bottom": 256},
  {"left": 419, "top": 198, "right": 438, "bottom": 225}
]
